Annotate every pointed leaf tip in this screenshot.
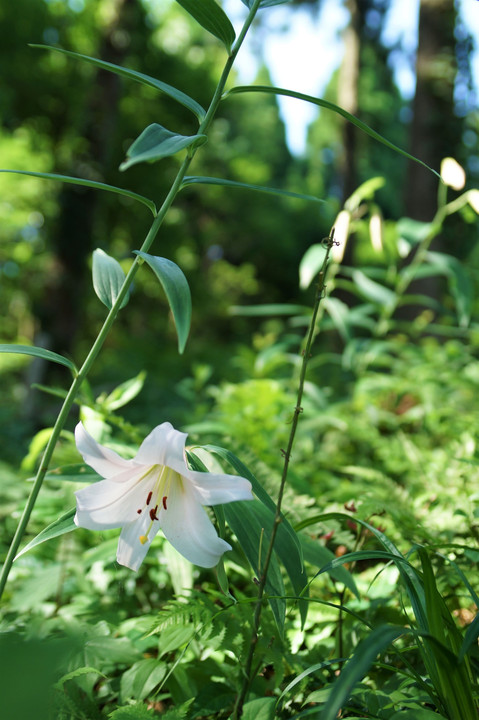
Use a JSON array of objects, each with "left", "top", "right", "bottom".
[
  {"left": 30, "top": 44, "right": 206, "bottom": 121},
  {"left": 120, "top": 124, "right": 207, "bottom": 171},
  {"left": 135, "top": 252, "right": 192, "bottom": 353},
  {"left": 0, "top": 344, "right": 77, "bottom": 373},
  {"left": 175, "top": 0, "right": 235, "bottom": 52}
]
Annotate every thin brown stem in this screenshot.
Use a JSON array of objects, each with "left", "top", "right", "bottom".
[{"left": 232, "top": 229, "right": 338, "bottom": 720}]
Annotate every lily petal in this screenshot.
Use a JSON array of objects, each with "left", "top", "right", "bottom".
[
  {"left": 117, "top": 512, "right": 161, "bottom": 571},
  {"left": 161, "top": 480, "right": 231, "bottom": 567},
  {"left": 135, "top": 422, "right": 188, "bottom": 475},
  {"left": 75, "top": 422, "right": 135, "bottom": 478},
  {"left": 187, "top": 469, "right": 253, "bottom": 506},
  {"left": 74, "top": 466, "right": 152, "bottom": 530}
]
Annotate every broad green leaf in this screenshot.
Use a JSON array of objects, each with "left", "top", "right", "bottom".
[
  {"left": 100, "top": 370, "right": 146, "bottom": 411},
  {"left": 187, "top": 447, "right": 286, "bottom": 630},
  {"left": 30, "top": 44, "right": 206, "bottom": 121},
  {"left": 241, "top": 697, "right": 277, "bottom": 720},
  {"left": 202, "top": 444, "right": 305, "bottom": 568},
  {"left": 352, "top": 269, "right": 396, "bottom": 307},
  {"left": 14, "top": 508, "right": 76, "bottom": 560},
  {"left": 322, "top": 297, "right": 351, "bottom": 342},
  {"left": 92, "top": 248, "right": 129, "bottom": 310},
  {"left": 0, "top": 169, "right": 157, "bottom": 216},
  {"left": 225, "top": 86, "right": 440, "bottom": 178},
  {"left": 249, "top": 500, "right": 308, "bottom": 627},
  {"left": 182, "top": 176, "right": 322, "bottom": 204},
  {"left": 175, "top": 0, "right": 235, "bottom": 52},
  {"left": 459, "top": 612, "right": 479, "bottom": 662},
  {"left": 120, "top": 658, "right": 166, "bottom": 702},
  {"left": 397, "top": 217, "right": 434, "bottom": 246},
  {"left": 223, "top": 499, "right": 286, "bottom": 632},
  {"left": 299, "top": 244, "right": 328, "bottom": 289},
  {"left": 135, "top": 252, "right": 191, "bottom": 354},
  {"left": 120, "top": 124, "right": 207, "bottom": 171},
  {"left": 0, "top": 344, "right": 76, "bottom": 373},
  {"left": 320, "top": 625, "right": 410, "bottom": 720}
]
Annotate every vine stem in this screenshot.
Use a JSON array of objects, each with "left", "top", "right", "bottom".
[
  {"left": 232, "top": 229, "right": 337, "bottom": 720},
  {"left": 0, "top": 0, "right": 263, "bottom": 601}
]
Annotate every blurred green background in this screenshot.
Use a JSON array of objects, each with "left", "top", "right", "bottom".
[{"left": 0, "top": 0, "right": 478, "bottom": 462}]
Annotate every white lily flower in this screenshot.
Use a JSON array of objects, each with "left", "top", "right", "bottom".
[{"left": 74, "top": 422, "right": 253, "bottom": 571}]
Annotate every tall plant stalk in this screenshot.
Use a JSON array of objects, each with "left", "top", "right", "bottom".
[
  {"left": 232, "top": 230, "right": 337, "bottom": 719},
  {"left": 0, "top": 0, "right": 263, "bottom": 601}
]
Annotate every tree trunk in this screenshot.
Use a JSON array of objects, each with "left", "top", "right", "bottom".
[
  {"left": 338, "top": 0, "right": 360, "bottom": 203},
  {"left": 40, "top": 0, "right": 138, "bottom": 356},
  {"left": 405, "top": 0, "right": 459, "bottom": 221}
]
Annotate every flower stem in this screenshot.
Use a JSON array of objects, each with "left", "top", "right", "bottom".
[
  {"left": 232, "top": 230, "right": 337, "bottom": 720},
  {"left": 374, "top": 191, "right": 464, "bottom": 336},
  {"left": 0, "top": 0, "right": 262, "bottom": 602}
]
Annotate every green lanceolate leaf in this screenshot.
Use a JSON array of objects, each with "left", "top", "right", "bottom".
[
  {"left": 201, "top": 444, "right": 308, "bottom": 622},
  {"left": 352, "top": 269, "right": 396, "bottom": 307},
  {"left": 92, "top": 248, "right": 129, "bottom": 310},
  {"left": 134, "top": 252, "right": 192, "bottom": 354},
  {"left": 100, "top": 370, "right": 146, "bottom": 411},
  {"left": 0, "top": 344, "right": 77, "bottom": 374},
  {"left": 241, "top": 697, "right": 277, "bottom": 720},
  {"left": 300, "top": 535, "right": 359, "bottom": 599},
  {"left": 223, "top": 499, "right": 286, "bottom": 632},
  {"left": 459, "top": 612, "right": 479, "bottom": 662},
  {"left": 175, "top": 0, "right": 235, "bottom": 52},
  {"left": 14, "top": 508, "right": 77, "bottom": 560},
  {"left": 182, "top": 176, "right": 322, "bottom": 204},
  {"left": 30, "top": 44, "right": 206, "bottom": 121},
  {"left": 225, "top": 86, "right": 441, "bottom": 178},
  {"left": 299, "top": 244, "right": 328, "bottom": 290},
  {"left": 0, "top": 169, "right": 157, "bottom": 216},
  {"left": 320, "top": 625, "right": 409, "bottom": 720},
  {"left": 229, "top": 303, "right": 310, "bottom": 317},
  {"left": 120, "top": 124, "right": 207, "bottom": 171},
  {"left": 425, "top": 251, "right": 472, "bottom": 327}
]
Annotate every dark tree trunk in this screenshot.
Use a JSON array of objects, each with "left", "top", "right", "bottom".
[
  {"left": 40, "top": 0, "right": 138, "bottom": 357},
  {"left": 338, "top": 0, "right": 360, "bottom": 204},
  {"left": 405, "top": 0, "right": 459, "bottom": 221}
]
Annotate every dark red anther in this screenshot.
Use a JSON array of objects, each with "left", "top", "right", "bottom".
[
  {"left": 149, "top": 505, "right": 159, "bottom": 521},
  {"left": 137, "top": 509, "right": 142, "bottom": 514},
  {"left": 162, "top": 496, "right": 168, "bottom": 510},
  {"left": 146, "top": 491, "right": 153, "bottom": 506}
]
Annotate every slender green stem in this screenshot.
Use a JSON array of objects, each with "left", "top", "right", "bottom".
[
  {"left": 0, "top": 0, "right": 262, "bottom": 601},
  {"left": 375, "top": 190, "right": 468, "bottom": 337},
  {"left": 232, "top": 231, "right": 337, "bottom": 720}
]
